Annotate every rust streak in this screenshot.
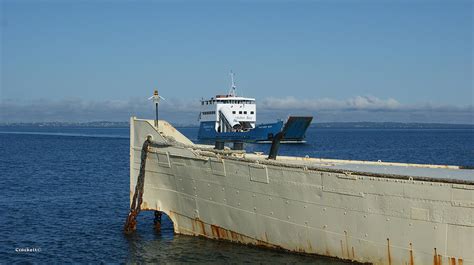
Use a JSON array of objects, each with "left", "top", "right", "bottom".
[
  {"left": 194, "top": 218, "right": 206, "bottom": 236},
  {"left": 256, "top": 238, "right": 274, "bottom": 248},
  {"left": 340, "top": 240, "right": 344, "bottom": 258},
  {"left": 458, "top": 258, "right": 463, "bottom": 265},
  {"left": 208, "top": 224, "right": 236, "bottom": 242},
  {"left": 224, "top": 228, "right": 231, "bottom": 240},
  {"left": 210, "top": 224, "right": 218, "bottom": 237},
  {"left": 450, "top": 257, "right": 457, "bottom": 265},
  {"left": 387, "top": 238, "right": 392, "bottom": 265},
  {"left": 218, "top": 227, "right": 227, "bottom": 240},
  {"left": 171, "top": 212, "right": 328, "bottom": 261},
  {"left": 409, "top": 243, "right": 414, "bottom": 265},
  {"left": 230, "top": 230, "right": 239, "bottom": 241},
  {"left": 177, "top": 211, "right": 381, "bottom": 264},
  {"left": 344, "top": 231, "right": 350, "bottom": 258},
  {"left": 434, "top": 248, "right": 438, "bottom": 265},
  {"left": 199, "top": 221, "right": 206, "bottom": 236},
  {"left": 438, "top": 254, "right": 443, "bottom": 265}
]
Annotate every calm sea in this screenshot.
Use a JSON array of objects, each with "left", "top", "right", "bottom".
[{"left": 0, "top": 126, "right": 472, "bottom": 263}]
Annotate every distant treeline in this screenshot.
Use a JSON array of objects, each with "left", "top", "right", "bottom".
[
  {"left": 312, "top": 122, "right": 474, "bottom": 129},
  {"left": 1, "top": 121, "right": 473, "bottom": 129},
  {"left": 0, "top": 121, "right": 130, "bottom": 127}
]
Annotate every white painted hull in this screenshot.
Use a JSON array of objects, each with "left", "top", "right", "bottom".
[{"left": 130, "top": 118, "right": 473, "bottom": 265}]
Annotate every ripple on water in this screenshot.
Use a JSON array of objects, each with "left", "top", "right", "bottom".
[{"left": 1, "top": 127, "right": 472, "bottom": 263}]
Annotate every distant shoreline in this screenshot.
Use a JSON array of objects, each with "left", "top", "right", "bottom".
[
  {"left": 0, "top": 121, "right": 473, "bottom": 129},
  {"left": 312, "top": 122, "right": 474, "bottom": 129}
]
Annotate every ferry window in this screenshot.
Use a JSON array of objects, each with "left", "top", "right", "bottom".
[
  {"left": 232, "top": 111, "right": 236, "bottom": 114},
  {"left": 244, "top": 111, "right": 247, "bottom": 114},
  {"left": 250, "top": 111, "right": 254, "bottom": 114},
  {"left": 206, "top": 102, "right": 208, "bottom": 105},
  {"left": 239, "top": 111, "right": 242, "bottom": 114},
  {"left": 201, "top": 102, "right": 204, "bottom": 105}
]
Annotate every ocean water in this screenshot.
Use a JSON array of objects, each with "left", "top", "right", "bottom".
[{"left": 0, "top": 126, "right": 472, "bottom": 263}]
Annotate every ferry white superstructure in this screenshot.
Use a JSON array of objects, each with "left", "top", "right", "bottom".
[{"left": 200, "top": 95, "right": 256, "bottom": 133}]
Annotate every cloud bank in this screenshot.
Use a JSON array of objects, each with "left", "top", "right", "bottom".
[
  {"left": 1, "top": 96, "right": 472, "bottom": 124},
  {"left": 260, "top": 96, "right": 401, "bottom": 111}
]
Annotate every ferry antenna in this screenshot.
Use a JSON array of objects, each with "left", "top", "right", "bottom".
[{"left": 229, "top": 71, "right": 236, "bottom": 97}]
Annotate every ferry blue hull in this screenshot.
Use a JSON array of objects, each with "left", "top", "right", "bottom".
[
  {"left": 198, "top": 116, "right": 312, "bottom": 143},
  {"left": 198, "top": 121, "right": 283, "bottom": 142}
]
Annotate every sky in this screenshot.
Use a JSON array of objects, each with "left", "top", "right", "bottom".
[{"left": 1, "top": 0, "right": 473, "bottom": 124}]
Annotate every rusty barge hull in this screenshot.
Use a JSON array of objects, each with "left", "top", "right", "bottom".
[{"left": 130, "top": 118, "right": 474, "bottom": 265}]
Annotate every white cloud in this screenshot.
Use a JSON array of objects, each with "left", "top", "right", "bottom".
[{"left": 260, "top": 95, "right": 401, "bottom": 111}]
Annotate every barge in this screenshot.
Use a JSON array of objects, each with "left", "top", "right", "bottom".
[{"left": 128, "top": 117, "right": 473, "bottom": 264}]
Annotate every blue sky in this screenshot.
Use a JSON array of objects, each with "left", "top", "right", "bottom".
[{"left": 1, "top": 1, "right": 473, "bottom": 123}]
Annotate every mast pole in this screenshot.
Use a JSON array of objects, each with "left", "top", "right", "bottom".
[
  {"left": 155, "top": 102, "right": 159, "bottom": 129},
  {"left": 148, "top": 89, "right": 165, "bottom": 130}
]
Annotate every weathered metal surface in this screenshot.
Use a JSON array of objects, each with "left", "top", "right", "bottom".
[{"left": 130, "top": 117, "right": 474, "bottom": 264}]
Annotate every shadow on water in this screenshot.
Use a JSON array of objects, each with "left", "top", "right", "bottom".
[{"left": 125, "top": 211, "right": 354, "bottom": 264}]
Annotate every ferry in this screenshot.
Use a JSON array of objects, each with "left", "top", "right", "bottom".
[{"left": 197, "top": 73, "right": 312, "bottom": 143}]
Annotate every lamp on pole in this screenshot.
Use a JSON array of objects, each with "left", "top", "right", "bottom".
[{"left": 148, "top": 89, "right": 165, "bottom": 129}]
